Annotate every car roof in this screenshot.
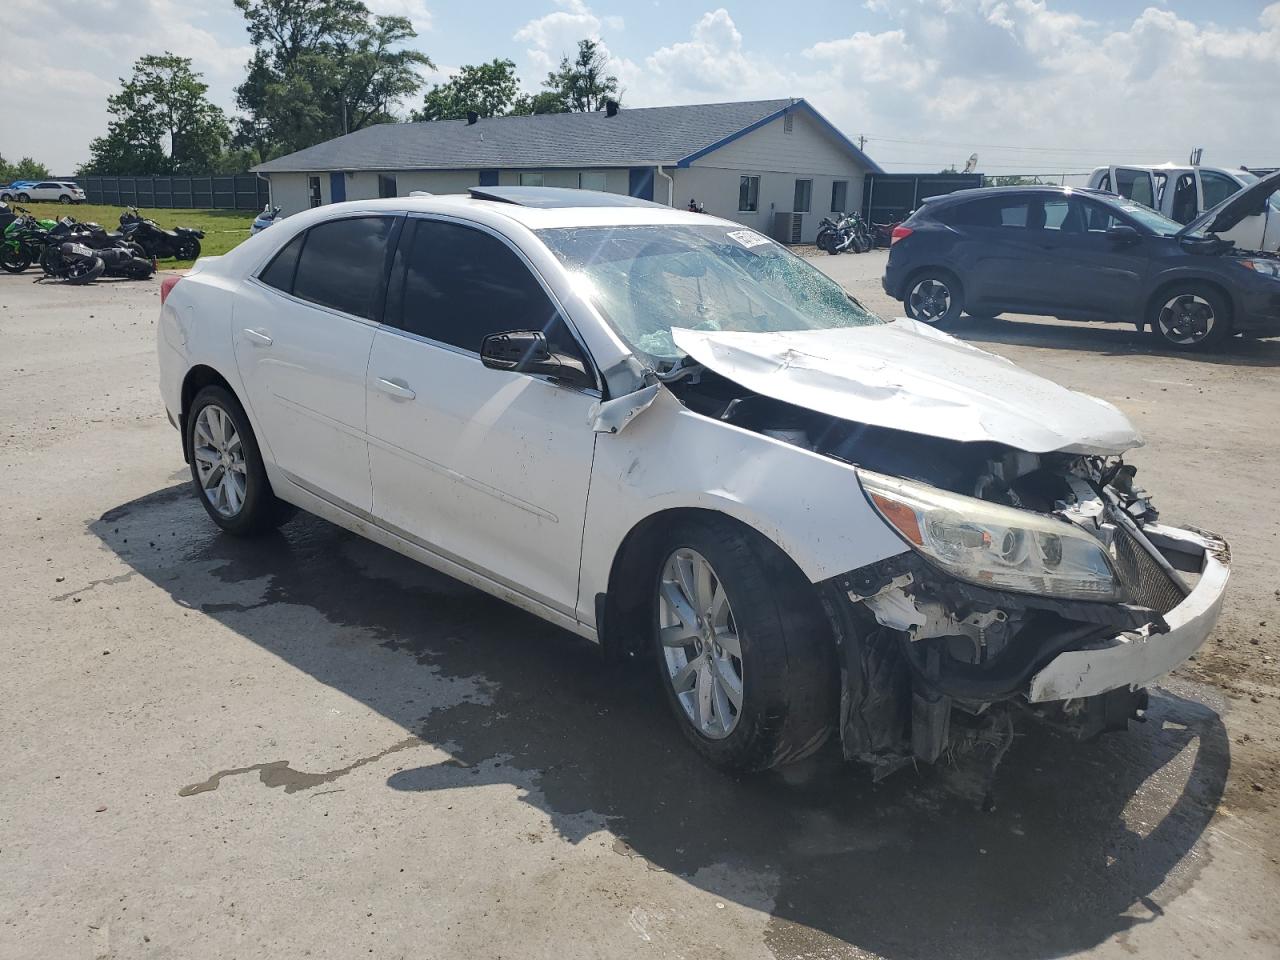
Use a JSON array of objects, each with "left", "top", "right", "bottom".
[
  {"left": 920, "top": 184, "right": 1113, "bottom": 207},
  {"left": 314, "top": 192, "right": 724, "bottom": 230}
]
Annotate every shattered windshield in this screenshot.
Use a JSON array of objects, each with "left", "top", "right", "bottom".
[{"left": 537, "top": 224, "right": 885, "bottom": 362}]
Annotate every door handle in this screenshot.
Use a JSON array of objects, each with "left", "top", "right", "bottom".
[
  {"left": 376, "top": 377, "right": 416, "bottom": 401},
  {"left": 242, "top": 328, "right": 273, "bottom": 346}
]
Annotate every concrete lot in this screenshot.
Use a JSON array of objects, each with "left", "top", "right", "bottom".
[{"left": 1, "top": 255, "right": 1278, "bottom": 960}]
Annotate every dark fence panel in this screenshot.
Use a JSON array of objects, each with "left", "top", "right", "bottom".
[
  {"left": 862, "top": 173, "right": 983, "bottom": 224},
  {"left": 81, "top": 174, "right": 268, "bottom": 210}
]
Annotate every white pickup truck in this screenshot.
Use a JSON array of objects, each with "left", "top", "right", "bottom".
[{"left": 1088, "top": 164, "right": 1280, "bottom": 252}]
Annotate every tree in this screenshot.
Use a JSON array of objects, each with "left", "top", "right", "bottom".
[
  {"left": 0, "top": 156, "right": 52, "bottom": 181},
  {"left": 85, "top": 54, "right": 230, "bottom": 174},
  {"left": 542, "top": 39, "right": 619, "bottom": 113},
  {"left": 233, "top": 0, "right": 431, "bottom": 155},
  {"left": 508, "top": 90, "right": 569, "bottom": 116},
  {"left": 412, "top": 59, "right": 521, "bottom": 122}
]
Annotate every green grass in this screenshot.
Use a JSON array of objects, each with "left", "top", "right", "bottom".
[{"left": 17, "top": 202, "right": 256, "bottom": 267}]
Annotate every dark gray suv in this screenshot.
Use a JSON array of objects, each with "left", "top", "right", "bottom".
[{"left": 882, "top": 172, "right": 1280, "bottom": 350}]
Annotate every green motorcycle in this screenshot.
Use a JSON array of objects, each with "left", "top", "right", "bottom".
[{"left": 1, "top": 205, "right": 57, "bottom": 273}]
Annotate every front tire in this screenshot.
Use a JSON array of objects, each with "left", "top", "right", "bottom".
[
  {"left": 653, "top": 518, "right": 835, "bottom": 772},
  {"left": 186, "top": 385, "right": 293, "bottom": 536},
  {"left": 64, "top": 257, "right": 104, "bottom": 284},
  {"left": 59, "top": 195, "right": 72, "bottom": 204},
  {"left": 1149, "top": 284, "right": 1232, "bottom": 350},
  {"left": 177, "top": 237, "right": 201, "bottom": 260},
  {"left": 15, "top": 193, "right": 29, "bottom": 203},
  {"left": 904, "top": 270, "right": 964, "bottom": 327}
]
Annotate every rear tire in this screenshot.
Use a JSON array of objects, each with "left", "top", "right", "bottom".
[
  {"left": 1148, "top": 284, "right": 1232, "bottom": 350},
  {"left": 1, "top": 250, "right": 31, "bottom": 273},
  {"left": 65, "top": 257, "right": 104, "bottom": 285},
  {"left": 16, "top": 193, "right": 29, "bottom": 203},
  {"left": 904, "top": 270, "right": 964, "bottom": 327},
  {"left": 186, "top": 385, "right": 294, "bottom": 537},
  {"left": 59, "top": 195, "right": 72, "bottom": 204},
  {"left": 177, "top": 237, "right": 201, "bottom": 260},
  {"left": 652, "top": 517, "right": 835, "bottom": 772}
]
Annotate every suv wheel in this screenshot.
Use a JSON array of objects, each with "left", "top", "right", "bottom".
[
  {"left": 1149, "top": 284, "right": 1231, "bottom": 350},
  {"left": 186, "top": 385, "right": 294, "bottom": 536},
  {"left": 904, "top": 271, "right": 964, "bottom": 326},
  {"left": 58, "top": 194, "right": 72, "bottom": 204},
  {"left": 15, "top": 193, "right": 29, "bottom": 203},
  {"left": 653, "top": 518, "right": 835, "bottom": 772}
]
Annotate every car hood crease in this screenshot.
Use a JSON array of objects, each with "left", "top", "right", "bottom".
[{"left": 671, "top": 320, "right": 1143, "bottom": 455}]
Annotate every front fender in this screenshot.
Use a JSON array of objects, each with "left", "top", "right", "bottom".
[{"left": 577, "top": 389, "right": 909, "bottom": 627}]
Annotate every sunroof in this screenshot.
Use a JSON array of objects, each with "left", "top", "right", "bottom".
[{"left": 468, "top": 186, "right": 665, "bottom": 208}]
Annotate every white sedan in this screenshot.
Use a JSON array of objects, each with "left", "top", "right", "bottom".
[{"left": 157, "top": 187, "right": 1229, "bottom": 774}]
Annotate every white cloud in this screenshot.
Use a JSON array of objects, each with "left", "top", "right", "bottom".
[
  {"left": 365, "top": 0, "right": 433, "bottom": 33},
  {"left": 637, "top": 9, "right": 789, "bottom": 102},
  {"left": 514, "top": 0, "right": 624, "bottom": 72}
]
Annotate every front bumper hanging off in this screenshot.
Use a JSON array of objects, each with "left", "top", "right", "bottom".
[{"left": 1026, "top": 522, "right": 1230, "bottom": 702}]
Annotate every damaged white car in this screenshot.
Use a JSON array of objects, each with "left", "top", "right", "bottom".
[{"left": 158, "top": 187, "right": 1230, "bottom": 775}]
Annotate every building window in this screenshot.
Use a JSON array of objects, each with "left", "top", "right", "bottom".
[
  {"left": 378, "top": 174, "right": 397, "bottom": 198},
  {"left": 831, "top": 180, "right": 848, "bottom": 213},
  {"left": 579, "top": 171, "right": 607, "bottom": 191},
  {"left": 519, "top": 172, "right": 544, "bottom": 186},
  {"left": 738, "top": 175, "right": 760, "bottom": 213},
  {"left": 307, "top": 175, "right": 321, "bottom": 208},
  {"left": 793, "top": 179, "right": 812, "bottom": 213}
]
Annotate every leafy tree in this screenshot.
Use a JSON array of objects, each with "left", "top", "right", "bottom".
[
  {"left": 233, "top": 0, "right": 431, "bottom": 155},
  {"left": 0, "top": 156, "right": 52, "bottom": 181},
  {"left": 413, "top": 59, "right": 521, "bottom": 122},
  {"left": 85, "top": 54, "right": 230, "bottom": 174},
  {"left": 508, "top": 90, "right": 570, "bottom": 116},
  {"left": 542, "top": 39, "right": 619, "bottom": 113}
]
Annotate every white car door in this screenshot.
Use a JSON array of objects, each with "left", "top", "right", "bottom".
[
  {"left": 31, "top": 182, "right": 59, "bottom": 201},
  {"left": 233, "top": 214, "right": 400, "bottom": 513},
  {"left": 1199, "top": 169, "right": 1266, "bottom": 250},
  {"left": 366, "top": 216, "right": 598, "bottom": 620},
  {"left": 1110, "top": 167, "right": 1158, "bottom": 209}
]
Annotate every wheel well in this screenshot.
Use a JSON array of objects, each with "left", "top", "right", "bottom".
[
  {"left": 597, "top": 507, "right": 822, "bottom": 662},
  {"left": 1144, "top": 278, "right": 1234, "bottom": 332},
  {"left": 179, "top": 365, "right": 235, "bottom": 460}
]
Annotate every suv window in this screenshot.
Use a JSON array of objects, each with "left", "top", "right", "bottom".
[
  {"left": 291, "top": 216, "right": 396, "bottom": 320},
  {"left": 389, "top": 218, "right": 586, "bottom": 364},
  {"left": 944, "top": 196, "right": 1030, "bottom": 228},
  {"left": 1200, "top": 171, "right": 1240, "bottom": 211}
]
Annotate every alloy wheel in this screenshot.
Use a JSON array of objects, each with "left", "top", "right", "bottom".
[
  {"left": 908, "top": 278, "right": 952, "bottom": 323},
  {"left": 658, "top": 548, "right": 744, "bottom": 739},
  {"left": 192, "top": 404, "right": 248, "bottom": 517},
  {"left": 1157, "top": 293, "right": 1215, "bottom": 346}
]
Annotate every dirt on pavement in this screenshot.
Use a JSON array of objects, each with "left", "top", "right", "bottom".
[{"left": 1, "top": 261, "right": 1277, "bottom": 959}]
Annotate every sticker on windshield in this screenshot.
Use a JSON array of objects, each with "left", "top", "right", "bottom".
[{"left": 727, "top": 229, "right": 771, "bottom": 249}]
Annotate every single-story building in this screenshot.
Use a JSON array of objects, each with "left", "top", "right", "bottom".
[{"left": 252, "top": 98, "right": 881, "bottom": 244}]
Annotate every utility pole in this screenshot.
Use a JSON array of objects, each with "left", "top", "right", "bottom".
[{"left": 858, "top": 134, "right": 867, "bottom": 152}]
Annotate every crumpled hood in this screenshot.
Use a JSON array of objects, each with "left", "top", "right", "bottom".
[{"left": 671, "top": 319, "right": 1143, "bottom": 455}]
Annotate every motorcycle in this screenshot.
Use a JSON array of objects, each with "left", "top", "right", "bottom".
[
  {"left": 42, "top": 218, "right": 155, "bottom": 281},
  {"left": 1, "top": 206, "right": 57, "bottom": 273},
  {"left": 816, "top": 212, "right": 873, "bottom": 255},
  {"left": 251, "top": 204, "right": 281, "bottom": 235},
  {"left": 815, "top": 215, "right": 844, "bottom": 255},
  {"left": 871, "top": 220, "right": 900, "bottom": 249},
  {"left": 119, "top": 207, "right": 203, "bottom": 260}
]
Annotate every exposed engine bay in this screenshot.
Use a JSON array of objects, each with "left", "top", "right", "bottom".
[{"left": 666, "top": 366, "right": 1204, "bottom": 784}]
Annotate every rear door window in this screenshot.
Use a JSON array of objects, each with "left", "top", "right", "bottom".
[
  {"left": 258, "top": 232, "right": 306, "bottom": 293},
  {"left": 945, "top": 196, "right": 1031, "bottom": 229},
  {"left": 291, "top": 216, "right": 397, "bottom": 320}
]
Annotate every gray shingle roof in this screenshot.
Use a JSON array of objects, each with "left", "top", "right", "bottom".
[{"left": 254, "top": 99, "right": 871, "bottom": 174}]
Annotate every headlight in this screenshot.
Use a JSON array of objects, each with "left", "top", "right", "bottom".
[
  {"left": 858, "top": 469, "right": 1121, "bottom": 602},
  {"left": 1239, "top": 258, "right": 1280, "bottom": 279}
]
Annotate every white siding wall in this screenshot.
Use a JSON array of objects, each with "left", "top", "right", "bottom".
[
  {"left": 266, "top": 168, "right": 632, "bottom": 215},
  {"left": 674, "top": 110, "right": 870, "bottom": 243}
]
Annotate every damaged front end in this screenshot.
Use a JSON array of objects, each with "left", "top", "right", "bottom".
[{"left": 823, "top": 455, "right": 1229, "bottom": 778}]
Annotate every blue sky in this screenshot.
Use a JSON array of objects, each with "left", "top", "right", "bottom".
[{"left": 5, "top": 0, "right": 1279, "bottom": 174}]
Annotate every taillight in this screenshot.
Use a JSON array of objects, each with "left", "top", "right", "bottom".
[
  {"left": 160, "top": 275, "right": 181, "bottom": 304},
  {"left": 890, "top": 225, "right": 914, "bottom": 245}
]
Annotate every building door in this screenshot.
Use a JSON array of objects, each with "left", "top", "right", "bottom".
[
  {"left": 629, "top": 167, "right": 654, "bottom": 201},
  {"left": 479, "top": 170, "right": 499, "bottom": 186},
  {"left": 329, "top": 171, "right": 346, "bottom": 203}
]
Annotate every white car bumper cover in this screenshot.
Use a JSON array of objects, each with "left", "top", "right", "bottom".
[{"left": 1028, "top": 522, "right": 1230, "bottom": 703}]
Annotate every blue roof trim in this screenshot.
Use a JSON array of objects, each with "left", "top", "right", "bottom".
[{"left": 675, "top": 99, "right": 883, "bottom": 174}]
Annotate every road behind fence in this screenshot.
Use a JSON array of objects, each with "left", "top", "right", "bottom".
[{"left": 82, "top": 174, "right": 268, "bottom": 210}]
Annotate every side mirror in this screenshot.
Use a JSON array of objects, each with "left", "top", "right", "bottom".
[
  {"left": 1106, "top": 224, "right": 1140, "bottom": 245},
  {"left": 480, "top": 330, "right": 592, "bottom": 388}
]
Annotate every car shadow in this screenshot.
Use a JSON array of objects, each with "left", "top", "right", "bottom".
[
  {"left": 955, "top": 314, "right": 1280, "bottom": 368},
  {"left": 92, "top": 484, "right": 1231, "bottom": 960}
]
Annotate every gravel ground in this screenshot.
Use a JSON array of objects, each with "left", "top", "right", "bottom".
[{"left": 1, "top": 261, "right": 1277, "bottom": 960}]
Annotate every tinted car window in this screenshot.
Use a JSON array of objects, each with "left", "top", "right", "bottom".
[
  {"left": 1200, "top": 171, "right": 1240, "bottom": 210},
  {"left": 292, "top": 216, "right": 396, "bottom": 320},
  {"left": 945, "top": 197, "right": 1030, "bottom": 228},
  {"left": 258, "top": 232, "right": 305, "bottom": 293},
  {"left": 392, "top": 219, "right": 583, "bottom": 360}
]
